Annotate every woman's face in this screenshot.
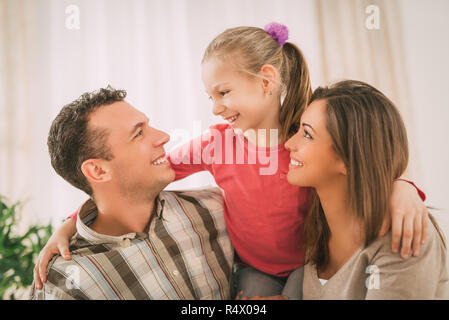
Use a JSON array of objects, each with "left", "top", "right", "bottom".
[{"left": 284, "top": 99, "right": 346, "bottom": 188}]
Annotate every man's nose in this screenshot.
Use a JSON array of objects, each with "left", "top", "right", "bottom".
[{"left": 152, "top": 128, "right": 170, "bottom": 147}]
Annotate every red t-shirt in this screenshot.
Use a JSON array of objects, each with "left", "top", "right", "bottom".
[{"left": 168, "top": 124, "right": 311, "bottom": 277}]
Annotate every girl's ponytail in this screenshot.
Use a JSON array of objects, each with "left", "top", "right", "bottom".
[{"left": 280, "top": 42, "right": 312, "bottom": 140}]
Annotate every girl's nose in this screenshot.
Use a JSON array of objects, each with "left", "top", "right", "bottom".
[{"left": 212, "top": 101, "right": 226, "bottom": 116}]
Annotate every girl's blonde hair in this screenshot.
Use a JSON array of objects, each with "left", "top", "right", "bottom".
[{"left": 202, "top": 26, "right": 312, "bottom": 140}]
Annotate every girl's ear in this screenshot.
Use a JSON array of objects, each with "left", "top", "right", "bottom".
[
  {"left": 259, "top": 64, "right": 278, "bottom": 94},
  {"left": 81, "top": 159, "right": 111, "bottom": 185}
]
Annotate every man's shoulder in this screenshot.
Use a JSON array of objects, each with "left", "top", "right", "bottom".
[
  {"left": 30, "top": 250, "right": 94, "bottom": 300},
  {"left": 160, "top": 187, "right": 224, "bottom": 221},
  {"left": 161, "top": 187, "right": 223, "bottom": 205},
  {"left": 33, "top": 235, "right": 135, "bottom": 300}
]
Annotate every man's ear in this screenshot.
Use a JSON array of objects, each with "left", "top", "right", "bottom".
[
  {"left": 259, "top": 64, "right": 278, "bottom": 94},
  {"left": 81, "top": 159, "right": 111, "bottom": 184}
]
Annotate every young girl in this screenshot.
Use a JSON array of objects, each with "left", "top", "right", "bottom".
[{"left": 34, "top": 23, "right": 428, "bottom": 298}]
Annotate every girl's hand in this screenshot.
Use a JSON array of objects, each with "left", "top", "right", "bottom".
[
  {"left": 33, "top": 217, "right": 77, "bottom": 290},
  {"left": 235, "top": 291, "right": 288, "bottom": 300},
  {"left": 378, "top": 180, "right": 428, "bottom": 259}
]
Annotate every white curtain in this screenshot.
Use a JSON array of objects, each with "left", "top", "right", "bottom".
[
  {"left": 1, "top": 0, "right": 448, "bottom": 238},
  {"left": 315, "top": 0, "right": 449, "bottom": 236},
  {"left": 315, "top": 0, "right": 418, "bottom": 177}
]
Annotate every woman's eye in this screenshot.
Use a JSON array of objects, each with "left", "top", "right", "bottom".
[
  {"left": 304, "top": 130, "right": 313, "bottom": 140},
  {"left": 220, "top": 90, "right": 230, "bottom": 96}
]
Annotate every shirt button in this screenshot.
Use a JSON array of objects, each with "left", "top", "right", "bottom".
[
  {"left": 121, "top": 239, "right": 131, "bottom": 247},
  {"left": 173, "top": 270, "right": 179, "bottom": 276}
]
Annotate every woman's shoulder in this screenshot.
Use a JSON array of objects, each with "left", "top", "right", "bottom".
[
  {"left": 360, "top": 216, "right": 449, "bottom": 299},
  {"left": 363, "top": 215, "right": 447, "bottom": 266}
]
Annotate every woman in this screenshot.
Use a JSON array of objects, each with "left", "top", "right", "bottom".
[{"left": 282, "top": 80, "right": 448, "bottom": 299}]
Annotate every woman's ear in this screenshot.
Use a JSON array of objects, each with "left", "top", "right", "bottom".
[
  {"left": 337, "top": 159, "right": 347, "bottom": 176},
  {"left": 259, "top": 64, "right": 278, "bottom": 94},
  {"left": 81, "top": 159, "right": 111, "bottom": 185}
]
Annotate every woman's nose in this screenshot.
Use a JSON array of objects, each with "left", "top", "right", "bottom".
[{"left": 285, "top": 132, "right": 298, "bottom": 151}]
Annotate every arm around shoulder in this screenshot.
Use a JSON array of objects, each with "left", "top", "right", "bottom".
[{"left": 365, "top": 218, "right": 449, "bottom": 299}]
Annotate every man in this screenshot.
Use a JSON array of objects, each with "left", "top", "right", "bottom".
[{"left": 29, "top": 86, "right": 233, "bottom": 299}]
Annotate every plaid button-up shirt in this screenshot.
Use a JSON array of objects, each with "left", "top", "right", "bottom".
[{"left": 30, "top": 188, "right": 233, "bottom": 300}]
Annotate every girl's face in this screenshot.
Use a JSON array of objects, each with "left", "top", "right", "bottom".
[
  {"left": 201, "top": 57, "right": 280, "bottom": 133},
  {"left": 284, "top": 99, "right": 346, "bottom": 188}
]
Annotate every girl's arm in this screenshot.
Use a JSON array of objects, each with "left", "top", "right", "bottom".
[
  {"left": 167, "top": 128, "right": 216, "bottom": 181},
  {"left": 33, "top": 216, "right": 77, "bottom": 290},
  {"left": 379, "top": 179, "right": 427, "bottom": 259}
]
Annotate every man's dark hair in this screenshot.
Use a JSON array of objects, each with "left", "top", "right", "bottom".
[{"left": 48, "top": 86, "right": 127, "bottom": 195}]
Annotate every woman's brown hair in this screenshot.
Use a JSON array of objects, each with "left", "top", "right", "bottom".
[
  {"left": 303, "top": 80, "right": 445, "bottom": 271},
  {"left": 202, "top": 26, "right": 312, "bottom": 140}
]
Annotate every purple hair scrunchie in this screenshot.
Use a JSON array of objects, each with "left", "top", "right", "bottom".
[{"left": 264, "top": 22, "right": 289, "bottom": 47}]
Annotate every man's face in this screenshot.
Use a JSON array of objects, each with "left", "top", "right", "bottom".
[{"left": 88, "top": 101, "right": 175, "bottom": 198}]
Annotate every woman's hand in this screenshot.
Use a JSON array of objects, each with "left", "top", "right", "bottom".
[
  {"left": 235, "top": 291, "right": 289, "bottom": 300},
  {"left": 378, "top": 180, "right": 428, "bottom": 259},
  {"left": 33, "top": 217, "right": 77, "bottom": 290}
]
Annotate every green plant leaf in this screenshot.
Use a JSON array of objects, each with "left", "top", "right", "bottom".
[{"left": 0, "top": 196, "right": 53, "bottom": 299}]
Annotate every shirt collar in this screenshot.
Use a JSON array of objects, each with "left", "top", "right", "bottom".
[{"left": 75, "top": 195, "right": 165, "bottom": 245}]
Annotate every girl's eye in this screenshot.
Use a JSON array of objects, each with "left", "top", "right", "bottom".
[
  {"left": 220, "top": 90, "right": 230, "bottom": 96},
  {"left": 134, "top": 129, "right": 143, "bottom": 139}
]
